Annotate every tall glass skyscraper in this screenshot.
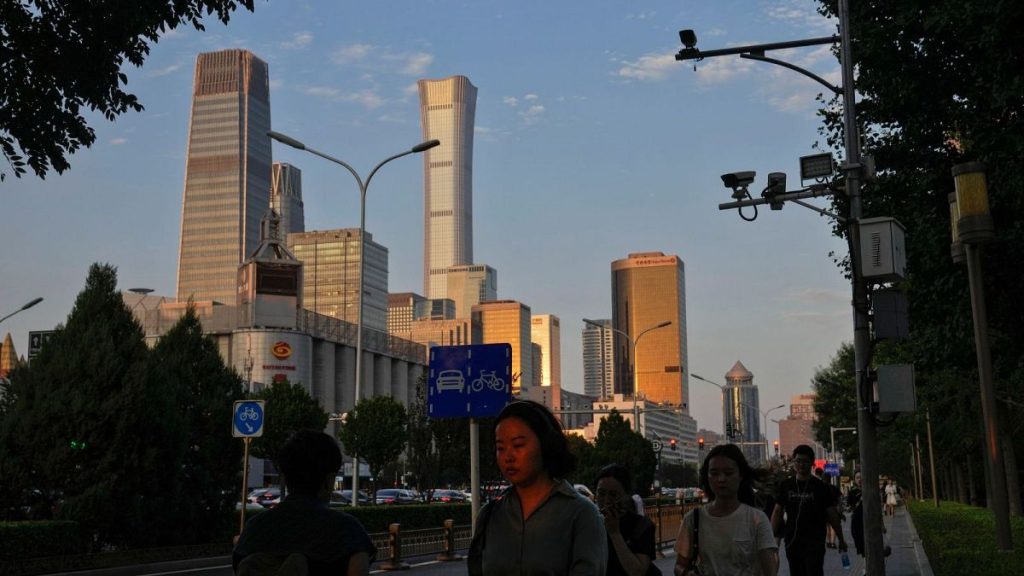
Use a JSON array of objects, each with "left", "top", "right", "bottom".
[
  {"left": 271, "top": 162, "right": 304, "bottom": 238},
  {"left": 418, "top": 75, "right": 476, "bottom": 299},
  {"left": 177, "top": 49, "right": 272, "bottom": 305},
  {"left": 723, "top": 361, "right": 762, "bottom": 464},
  {"left": 611, "top": 252, "right": 689, "bottom": 409}
]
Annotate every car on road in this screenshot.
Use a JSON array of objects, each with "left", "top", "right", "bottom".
[
  {"left": 330, "top": 489, "right": 370, "bottom": 506},
  {"left": 435, "top": 370, "right": 466, "bottom": 392},
  {"left": 255, "top": 487, "right": 282, "bottom": 508},
  {"left": 375, "top": 488, "right": 419, "bottom": 505},
  {"left": 431, "top": 489, "right": 468, "bottom": 503}
]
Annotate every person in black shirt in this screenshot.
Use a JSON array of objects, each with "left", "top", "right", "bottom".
[
  {"left": 770, "top": 445, "right": 846, "bottom": 576},
  {"left": 847, "top": 471, "right": 864, "bottom": 557},
  {"left": 233, "top": 430, "right": 376, "bottom": 576},
  {"left": 596, "top": 463, "right": 656, "bottom": 576}
]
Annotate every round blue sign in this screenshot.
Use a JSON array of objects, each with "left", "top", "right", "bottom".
[{"left": 233, "top": 401, "right": 265, "bottom": 437}]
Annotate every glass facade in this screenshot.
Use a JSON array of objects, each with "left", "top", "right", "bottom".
[
  {"left": 271, "top": 163, "right": 304, "bottom": 237},
  {"left": 582, "top": 320, "right": 616, "bottom": 399},
  {"left": 473, "top": 300, "right": 532, "bottom": 394},
  {"left": 611, "top": 252, "right": 689, "bottom": 409},
  {"left": 419, "top": 76, "right": 476, "bottom": 299},
  {"left": 177, "top": 49, "right": 271, "bottom": 305},
  {"left": 447, "top": 263, "right": 496, "bottom": 318},
  {"left": 286, "top": 229, "right": 389, "bottom": 332}
]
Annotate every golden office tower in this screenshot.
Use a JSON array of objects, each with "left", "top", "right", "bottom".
[{"left": 611, "top": 252, "right": 689, "bottom": 409}]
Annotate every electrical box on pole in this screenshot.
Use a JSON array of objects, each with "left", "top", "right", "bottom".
[{"left": 859, "top": 217, "right": 907, "bottom": 282}]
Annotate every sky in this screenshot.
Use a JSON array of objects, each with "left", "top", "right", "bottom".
[{"left": 1, "top": 0, "right": 852, "bottom": 444}]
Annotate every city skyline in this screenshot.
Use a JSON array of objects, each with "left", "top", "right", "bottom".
[{"left": 1, "top": 1, "right": 852, "bottom": 442}]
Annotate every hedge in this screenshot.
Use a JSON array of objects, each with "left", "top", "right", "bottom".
[
  {"left": 908, "top": 500, "right": 1024, "bottom": 576},
  {"left": 0, "top": 521, "right": 89, "bottom": 560},
  {"left": 329, "top": 503, "right": 472, "bottom": 533}
]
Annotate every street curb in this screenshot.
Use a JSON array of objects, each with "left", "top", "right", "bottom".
[{"left": 903, "top": 507, "right": 935, "bottom": 576}]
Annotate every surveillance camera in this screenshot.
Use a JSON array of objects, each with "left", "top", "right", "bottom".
[
  {"left": 721, "top": 171, "right": 756, "bottom": 189},
  {"left": 679, "top": 29, "right": 698, "bottom": 49}
]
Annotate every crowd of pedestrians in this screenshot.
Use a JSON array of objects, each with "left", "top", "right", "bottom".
[{"left": 230, "top": 407, "right": 902, "bottom": 576}]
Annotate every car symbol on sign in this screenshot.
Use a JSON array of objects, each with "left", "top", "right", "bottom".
[{"left": 436, "top": 370, "right": 466, "bottom": 392}]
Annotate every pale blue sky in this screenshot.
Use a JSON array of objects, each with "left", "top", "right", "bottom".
[{"left": 1, "top": 0, "right": 851, "bottom": 442}]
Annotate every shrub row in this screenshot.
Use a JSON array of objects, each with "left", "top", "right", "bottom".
[
  {"left": 331, "top": 503, "right": 472, "bottom": 533},
  {"left": 908, "top": 500, "right": 1024, "bottom": 576},
  {"left": 0, "top": 521, "right": 89, "bottom": 560}
]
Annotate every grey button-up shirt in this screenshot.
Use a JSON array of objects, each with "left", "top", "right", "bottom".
[{"left": 478, "top": 479, "right": 607, "bottom": 576}]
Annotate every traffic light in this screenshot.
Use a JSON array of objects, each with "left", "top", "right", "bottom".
[
  {"left": 70, "top": 439, "right": 87, "bottom": 450},
  {"left": 725, "top": 422, "right": 733, "bottom": 439},
  {"left": 773, "top": 440, "right": 780, "bottom": 456},
  {"left": 698, "top": 437, "right": 705, "bottom": 451},
  {"left": 670, "top": 438, "right": 677, "bottom": 451}
]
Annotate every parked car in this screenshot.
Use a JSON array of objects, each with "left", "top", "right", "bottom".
[
  {"left": 255, "top": 487, "right": 282, "bottom": 508},
  {"left": 247, "top": 487, "right": 272, "bottom": 504},
  {"left": 330, "top": 489, "right": 370, "bottom": 506},
  {"left": 431, "top": 489, "right": 468, "bottom": 503},
  {"left": 375, "top": 488, "right": 419, "bottom": 505}
]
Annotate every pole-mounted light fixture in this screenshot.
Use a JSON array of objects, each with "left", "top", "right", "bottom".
[
  {"left": 947, "top": 192, "right": 964, "bottom": 264},
  {"left": 951, "top": 161, "right": 993, "bottom": 244}
]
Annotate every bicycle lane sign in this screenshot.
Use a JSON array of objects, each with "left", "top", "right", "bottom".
[
  {"left": 233, "top": 400, "right": 266, "bottom": 438},
  {"left": 428, "top": 344, "right": 512, "bottom": 418}
]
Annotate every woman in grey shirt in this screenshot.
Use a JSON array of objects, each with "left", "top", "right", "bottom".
[{"left": 468, "top": 400, "right": 607, "bottom": 576}]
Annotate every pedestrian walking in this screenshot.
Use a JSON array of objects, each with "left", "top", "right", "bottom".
[
  {"left": 770, "top": 444, "right": 846, "bottom": 576},
  {"left": 596, "top": 463, "right": 658, "bottom": 576},
  {"left": 467, "top": 400, "right": 606, "bottom": 576},
  {"left": 233, "top": 430, "right": 376, "bottom": 576},
  {"left": 674, "top": 444, "right": 778, "bottom": 576},
  {"left": 884, "top": 480, "right": 898, "bottom": 516},
  {"left": 846, "top": 472, "right": 864, "bottom": 557}
]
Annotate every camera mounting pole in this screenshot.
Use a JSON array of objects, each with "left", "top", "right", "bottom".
[{"left": 675, "top": 2, "right": 889, "bottom": 573}]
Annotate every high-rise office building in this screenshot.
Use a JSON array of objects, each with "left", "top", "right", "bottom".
[
  {"left": 387, "top": 292, "right": 426, "bottom": 336},
  {"left": 418, "top": 76, "right": 477, "bottom": 299},
  {"left": 611, "top": 252, "right": 689, "bottom": 408},
  {"left": 447, "top": 264, "right": 496, "bottom": 318},
  {"left": 779, "top": 393, "right": 821, "bottom": 457},
  {"left": 472, "top": 300, "right": 532, "bottom": 394},
  {"left": 271, "top": 163, "right": 304, "bottom": 237},
  {"left": 530, "top": 315, "right": 561, "bottom": 389},
  {"left": 582, "top": 319, "right": 616, "bottom": 399},
  {"left": 286, "top": 229, "right": 388, "bottom": 332},
  {"left": 177, "top": 49, "right": 271, "bottom": 305},
  {"left": 723, "top": 361, "right": 762, "bottom": 464}
]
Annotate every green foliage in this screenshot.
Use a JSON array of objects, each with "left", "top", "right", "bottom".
[
  {"left": 0, "top": 521, "right": 89, "bottom": 560},
  {"left": 660, "top": 462, "right": 698, "bottom": 489},
  {"left": 565, "top": 433, "right": 597, "bottom": 486},
  {"left": 0, "top": 0, "right": 256, "bottom": 180},
  {"left": 332, "top": 503, "right": 471, "bottom": 534},
  {"left": 337, "top": 396, "right": 408, "bottom": 490},
  {"left": 250, "top": 378, "right": 328, "bottom": 463},
  {"left": 811, "top": 343, "right": 858, "bottom": 459},
  {"left": 909, "top": 500, "right": 1024, "bottom": 575},
  {"left": 590, "top": 410, "right": 658, "bottom": 496},
  {"left": 151, "top": 306, "right": 245, "bottom": 543},
  {"left": 0, "top": 264, "right": 181, "bottom": 548}
]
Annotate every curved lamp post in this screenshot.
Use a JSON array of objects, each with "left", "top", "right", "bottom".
[
  {"left": 583, "top": 318, "right": 672, "bottom": 433},
  {"left": 0, "top": 297, "right": 43, "bottom": 326},
  {"left": 268, "top": 130, "right": 439, "bottom": 506}
]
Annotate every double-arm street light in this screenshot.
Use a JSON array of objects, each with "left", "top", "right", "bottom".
[
  {"left": 0, "top": 297, "right": 43, "bottom": 326},
  {"left": 583, "top": 318, "right": 672, "bottom": 433},
  {"left": 268, "top": 130, "right": 439, "bottom": 505}
]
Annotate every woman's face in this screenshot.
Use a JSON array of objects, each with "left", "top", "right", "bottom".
[
  {"left": 495, "top": 416, "right": 547, "bottom": 488},
  {"left": 707, "top": 455, "right": 742, "bottom": 499},
  {"left": 596, "top": 476, "right": 628, "bottom": 514}
]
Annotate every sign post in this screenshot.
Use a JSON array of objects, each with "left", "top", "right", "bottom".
[
  {"left": 427, "top": 344, "right": 513, "bottom": 531},
  {"left": 233, "top": 400, "right": 265, "bottom": 535}
]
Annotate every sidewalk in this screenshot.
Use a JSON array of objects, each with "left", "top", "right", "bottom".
[{"left": 777, "top": 505, "right": 934, "bottom": 576}]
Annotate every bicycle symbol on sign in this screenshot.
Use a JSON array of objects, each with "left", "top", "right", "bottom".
[
  {"left": 471, "top": 370, "right": 507, "bottom": 393},
  {"left": 239, "top": 406, "right": 261, "bottom": 422}
]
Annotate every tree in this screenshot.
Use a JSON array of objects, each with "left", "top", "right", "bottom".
[
  {"left": 250, "top": 379, "right": 328, "bottom": 465},
  {"left": 0, "top": 0, "right": 256, "bottom": 180},
  {"left": 405, "top": 380, "right": 438, "bottom": 492},
  {"left": 591, "top": 410, "right": 658, "bottom": 496},
  {"left": 0, "top": 263, "right": 182, "bottom": 549},
  {"left": 566, "top": 433, "right": 597, "bottom": 487},
  {"left": 814, "top": 1, "right": 1024, "bottom": 507},
  {"left": 337, "top": 396, "right": 408, "bottom": 494},
  {"left": 151, "top": 305, "right": 244, "bottom": 543}
]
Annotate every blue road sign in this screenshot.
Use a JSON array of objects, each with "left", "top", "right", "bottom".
[
  {"left": 233, "top": 400, "right": 266, "bottom": 438},
  {"left": 825, "top": 462, "right": 840, "bottom": 477},
  {"left": 428, "top": 344, "right": 512, "bottom": 418}
]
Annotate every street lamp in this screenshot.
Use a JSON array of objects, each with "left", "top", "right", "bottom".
[
  {"left": 759, "top": 404, "right": 786, "bottom": 463},
  {"left": 269, "top": 130, "right": 439, "bottom": 506},
  {"left": 675, "top": 2, "right": 890, "bottom": 572},
  {"left": 0, "top": 297, "right": 43, "bottom": 326},
  {"left": 583, "top": 318, "right": 672, "bottom": 433},
  {"left": 948, "top": 162, "right": 1012, "bottom": 550}
]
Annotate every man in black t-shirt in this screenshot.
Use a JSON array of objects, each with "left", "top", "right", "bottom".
[
  {"left": 771, "top": 445, "right": 846, "bottom": 576},
  {"left": 233, "top": 431, "right": 376, "bottom": 576}
]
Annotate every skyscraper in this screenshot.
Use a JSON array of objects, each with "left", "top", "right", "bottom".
[
  {"left": 286, "top": 229, "right": 389, "bottom": 332},
  {"left": 271, "top": 163, "right": 304, "bottom": 237},
  {"left": 611, "top": 252, "right": 689, "bottom": 408},
  {"left": 447, "top": 263, "right": 496, "bottom": 318},
  {"left": 531, "top": 314, "right": 562, "bottom": 415},
  {"left": 723, "top": 361, "right": 762, "bottom": 464},
  {"left": 582, "top": 319, "right": 616, "bottom": 399},
  {"left": 418, "top": 76, "right": 477, "bottom": 299},
  {"left": 473, "top": 300, "right": 532, "bottom": 394},
  {"left": 177, "top": 49, "right": 272, "bottom": 305}
]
